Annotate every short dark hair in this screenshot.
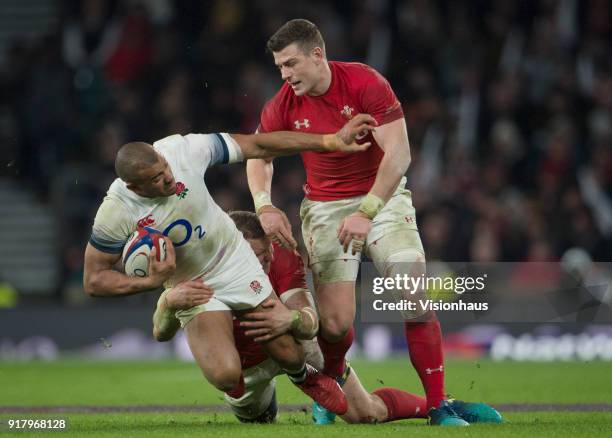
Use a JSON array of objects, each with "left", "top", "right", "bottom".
[
  {"left": 115, "top": 142, "right": 159, "bottom": 182},
  {"left": 229, "top": 211, "right": 267, "bottom": 240},
  {"left": 267, "top": 19, "right": 325, "bottom": 55}
]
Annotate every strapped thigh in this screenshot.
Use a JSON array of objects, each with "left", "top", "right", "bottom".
[{"left": 366, "top": 229, "right": 428, "bottom": 319}]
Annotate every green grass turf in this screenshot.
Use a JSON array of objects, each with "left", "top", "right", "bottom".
[
  {"left": 1, "top": 358, "right": 611, "bottom": 406},
  {"left": 2, "top": 359, "right": 612, "bottom": 436},
  {"left": 2, "top": 413, "right": 612, "bottom": 437}
]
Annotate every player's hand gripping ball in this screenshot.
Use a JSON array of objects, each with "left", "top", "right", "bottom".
[{"left": 122, "top": 227, "right": 167, "bottom": 277}]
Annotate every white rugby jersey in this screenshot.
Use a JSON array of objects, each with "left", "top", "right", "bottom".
[{"left": 90, "top": 132, "right": 245, "bottom": 287}]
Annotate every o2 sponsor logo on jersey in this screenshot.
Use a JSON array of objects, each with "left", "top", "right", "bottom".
[{"left": 158, "top": 218, "right": 206, "bottom": 248}]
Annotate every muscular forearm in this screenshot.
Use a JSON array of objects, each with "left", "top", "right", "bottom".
[
  {"left": 84, "top": 269, "right": 159, "bottom": 297},
  {"left": 368, "top": 145, "right": 411, "bottom": 203},
  {"left": 240, "top": 132, "right": 342, "bottom": 159},
  {"left": 247, "top": 159, "right": 274, "bottom": 209}
]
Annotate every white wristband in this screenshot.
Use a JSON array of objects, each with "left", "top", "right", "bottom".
[
  {"left": 358, "top": 193, "right": 385, "bottom": 219},
  {"left": 254, "top": 191, "right": 273, "bottom": 213}
]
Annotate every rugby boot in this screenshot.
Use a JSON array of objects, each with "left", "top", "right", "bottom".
[
  {"left": 428, "top": 400, "right": 470, "bottom": 426},
  {"left": 294, "top": 364, "right": 348, "bottom": 415},
  {"left": 447, "top": 398, "right": 503, "bottom": 423}
]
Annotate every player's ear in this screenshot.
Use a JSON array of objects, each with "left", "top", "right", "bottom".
[
  {"left": 312, "top": 46, "right": 324, "bottom": 62},
  {"left": 126, "top": 181, "right": 143, "bottom": 196}
]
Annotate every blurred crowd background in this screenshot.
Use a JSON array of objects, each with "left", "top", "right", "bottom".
[{"left": 0, "top": 0, "right": 611, "bottom": 303}]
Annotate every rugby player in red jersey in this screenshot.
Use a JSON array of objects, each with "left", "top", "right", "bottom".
[
  {"left": 246, "top": 19, "right": 501, "bottom": 426},
  {"left": 155, "top": 210, "right": 431, "bottom": 424},
  {"left": 231, "top": 211, "right": 432, "bottom": 424}
]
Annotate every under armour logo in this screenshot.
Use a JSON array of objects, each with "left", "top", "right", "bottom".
[
  {"left": 341, "top": 105, "right": 354, "bottom": 119},
  {"left": 294, "top": 119, "right": 310, "bottom": 129},
  {"left": 425, "top": 365, "right": 444, "bottom": 375}
]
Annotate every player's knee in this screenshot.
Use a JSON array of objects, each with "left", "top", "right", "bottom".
[
  {"left": 207, "top": 365, "right": 242, "bottom": 392},
  {"left": 320, "top": 316, "right": 351, "bottom": 342},
  {"left": 211, "top": 373, "right": 241, "bottom": 393},
  {"left": 383, "top": 249, "right": 426, "bottom": 276},
  {"left": 380, "top": 248, "right": 430, "bottom": 319}
]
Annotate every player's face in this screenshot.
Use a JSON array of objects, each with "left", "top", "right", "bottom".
[
  {"left": 273, "top": 43, "right": 324, "bottom": 96},
  {"left": 130, "top": 154, "right": 176, "bottom": 198},
  {"left": 247, "top": 237, "right": 273, "bottom": 274}
]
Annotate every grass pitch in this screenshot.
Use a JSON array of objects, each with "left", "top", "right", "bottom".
[{"left": 1, "top": 358, "right": 612, "bottom": 437}]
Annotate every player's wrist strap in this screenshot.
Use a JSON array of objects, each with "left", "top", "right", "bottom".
[
  {"left": 290, "top": 310, "right": 301, "bottom": 330},
  {"left": 358, "top": 193, "right": 385, "bottom": 219},
  {"left": 254, "top": 191, "right": 273, "bottom": 213},
  {"left": 322, "top": 134, "right": 340, "bottom": 151},
  {"left": 290, "top": 307, "right": 318, "bottom": 338}
]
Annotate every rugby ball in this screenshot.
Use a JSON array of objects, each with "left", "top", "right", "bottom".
[{"left": 122, "top": 227, "right": 166, "bottom": 277}]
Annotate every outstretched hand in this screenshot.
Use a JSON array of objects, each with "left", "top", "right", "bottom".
[
  {"left": 165, "top": 277, "right": 214, "bottom": 310},
  {"left": 239, "top": 298, "right": 294, "bottom": 342},
  {"left": 257, "top": 205, "right": 297, "bottom": 249},
  {"left": 330, "top": 113, "right": 378, "bottom": 153}
]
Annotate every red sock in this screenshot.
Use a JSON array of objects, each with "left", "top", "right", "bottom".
[
  {"left": 403, "top": 312, "right": 445, "bottom": 410},
  {"left": 225, "top": 373, "right": 245, "bottom": 399},
  {"left": 373, "top": 388, "right": 428, "bottom": 421},
  {"left": 317, "top": 326, "right": 354, "bottom": 377}
]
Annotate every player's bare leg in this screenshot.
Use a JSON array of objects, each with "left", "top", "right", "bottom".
[
  {"left": 313, "top": 360, "right": 428, "bottom": 425},
  {"left": 340, "top": 367, "right": 388, "bottom": 423},
  {"left": 250, "top": 293, "right": 348, "bottom": 415},
  {"left": 302, "top": 338, "right": 324, "bottom": 370},
  {"left": 341, "top": 365, "right": 427, "bottom": 423},
  {"left": 184, "top": 310, "right": 243, "bottom": 393},
  {"left": 315, "top": 281, "right": 355, "bottom": 341},
  {"left": 311, "top": 274, "right": 356, "bottom": 378},
  {"left": 367, "top": 231, "right": 468, "bottom": 426}
]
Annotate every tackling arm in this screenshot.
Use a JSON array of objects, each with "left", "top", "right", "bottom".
[
  {"left": 283, "top": 289, "right": 319, "bottom": 340},
  {"left": 231, "top": 113, "right": 376, "bottom": 160},
  {"left": 240, "top": 289, "right": 319, "bottom": 342}
]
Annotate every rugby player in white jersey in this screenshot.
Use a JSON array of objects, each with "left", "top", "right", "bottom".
[{"left": 83, "top": 114, "right": 376, "bottom": 415}]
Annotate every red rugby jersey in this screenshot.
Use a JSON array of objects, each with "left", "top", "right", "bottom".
[
  {"left": 259, "top": 61, "right": 404, "bottom": 201},
  {"left": 233, "top": 243, "right": 308, "bottom": 369}
]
